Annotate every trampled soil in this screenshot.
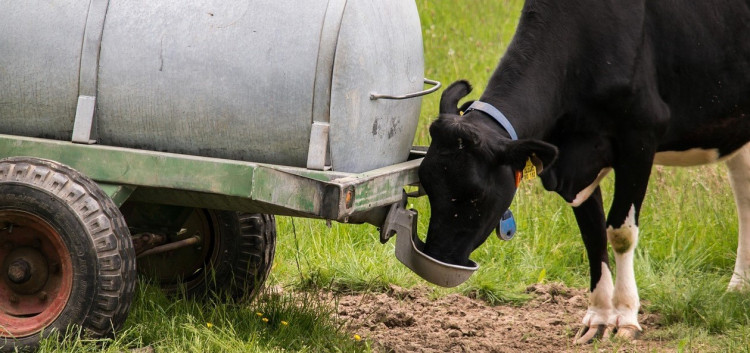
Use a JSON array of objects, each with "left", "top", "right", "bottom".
[{"left": 328, "top": 283, "right": 674, "bottom": 353}]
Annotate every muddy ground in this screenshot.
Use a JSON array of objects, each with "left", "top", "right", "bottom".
[{"left": 327, "top": 283, "right": 674, "bottom": 353}]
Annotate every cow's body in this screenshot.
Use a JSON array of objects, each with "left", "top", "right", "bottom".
[{"left": 419, "top": 0, "right": 750, "bottom": 342}]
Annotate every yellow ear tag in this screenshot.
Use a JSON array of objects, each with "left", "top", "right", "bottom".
[{"left": 522, "top": 158, "right": 537, "bottom": 181}]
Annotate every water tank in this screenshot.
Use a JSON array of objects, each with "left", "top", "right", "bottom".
[{"left": 0, "top": 0, "right": 425, "bottom": 173}]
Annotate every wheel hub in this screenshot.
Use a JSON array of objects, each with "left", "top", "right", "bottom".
[
  {"left": 3, "top": 247, "right": 49, "bottom": 293},
  {"left": 7, "top": 259, "right": 32, "bottom": 284},
  {"left": 0, "top": 211, "right": 72, "bottom": 337}
]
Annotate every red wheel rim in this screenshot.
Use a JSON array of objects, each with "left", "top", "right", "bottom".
[{"left": 0, "top": 211, "right": 73, "bottom": 337}]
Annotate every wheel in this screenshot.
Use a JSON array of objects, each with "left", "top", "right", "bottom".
[
  {"left": 0, "top": 157, "right": 136, "bottom": 351},
  {"left": 135, "top": 209, "right": 276, "bottom": 300}
]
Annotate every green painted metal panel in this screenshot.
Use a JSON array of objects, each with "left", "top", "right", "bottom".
[
  {"left": 0, "top": 134, "right": 257, "bottom": 197},
  {"left": 0, "top": 134, "right": 424, "bottom": 222},
  {"left": 98, "top": 183, "right": 137, "bottom": 207},
  {"left": 250, "top": 167, "right": 326, "bottom": 216},
  {"left": 328, "top": 158, "right": 422, "bottom": 218}
]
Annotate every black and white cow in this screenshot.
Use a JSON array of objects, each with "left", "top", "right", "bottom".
[{"left": 418, "top": 0, "right": 750, "bottom": 343}]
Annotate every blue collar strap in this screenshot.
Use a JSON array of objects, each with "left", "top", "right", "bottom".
[{"left": 464, "top": 101, "right": 518, "bottom": 141}]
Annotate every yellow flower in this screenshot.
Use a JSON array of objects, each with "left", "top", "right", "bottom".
[
  {"left": 256, "top": 312, "right": 263, "bottom": 317},
  {"left": 262, "top": 317, "right": 269, "bottom": 323},
  {"left": 353, "top": 334, "right": 362, "bottom": 341},
  {"left": 281, "top": 321, "right": 289, "bottom": 326},
  {"left": 206, "top": 322, "right": 213, "bottom": 328}
]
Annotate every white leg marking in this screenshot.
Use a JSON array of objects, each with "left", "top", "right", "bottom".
[
  {"left": 727, "top": 143, "right": 750, "bottom": 291},
  {"left": 582, "top": 262, "right": 614, "bottom": 326},
  {"left": 570, "top": 168, "right": 612, "bottom": 207},
  {"left": 607, "top": 205, "right": 642, "bottom": 331}
]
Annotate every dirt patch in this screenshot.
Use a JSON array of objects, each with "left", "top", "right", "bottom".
[{"left": 327, "top": 283, "right": 673, "bottom": 353}]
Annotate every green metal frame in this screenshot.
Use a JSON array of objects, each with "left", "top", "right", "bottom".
[{"left": 0, "top": 134, "right": 422, "bottom": 222}]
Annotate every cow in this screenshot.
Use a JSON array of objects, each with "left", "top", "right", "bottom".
[{"left": 418, "top": 0, "right": 750, "bottom": 343}]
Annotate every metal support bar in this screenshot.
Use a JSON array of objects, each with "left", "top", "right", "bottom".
[
  {"left": 306, "top": 122, "right": 331, "bottom": 170},
  {"left": 72, "top": 0, "right": 111, "bottom": 144},
  {"left": 306, "top": 0, "right": 347, "bottom": 170},
  {"left": 97, "top": 183, "right": 137, "bottom": 207},
  {"left": 0, "top": 134, "right": 424, "bottom": 221},
  {"left": 136, "top": 236, "right": 201, "bottom": 258},
  {"left": 379, "top": 192, "right": 416, "bottom": 244},
  {"left": 72, "top": 96, "right": 98, "bottom": 144}
]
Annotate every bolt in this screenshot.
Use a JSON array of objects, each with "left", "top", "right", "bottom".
[
  {"left": 39, "top": 291, "right": 48, "bottom": 302},
  {"left": 9, "top": 295, "right": 18, "bottom": 305},
  {"left": 7, "top": 259, "right": 32, "bottom": 284}
]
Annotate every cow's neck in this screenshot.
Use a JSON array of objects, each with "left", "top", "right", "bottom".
[
  {"left": 475, "top": 7, "right": 569, "bottom": 141},
  {"left": 475, "top": 0, "right": 647, "bottom": 142},
  {"left": 477, "top": 61, "right": 565, "bottom": 142}
]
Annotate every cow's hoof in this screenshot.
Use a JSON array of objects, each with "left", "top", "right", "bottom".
[
  {"left": 601, "top": 324, "right": 641, "bottom": 342},
  {"left": 573, "top": 324, "right": 607, "bottom": 344},
  {"left": 614, "top": 325, "right": 641, "bottom": 340}
]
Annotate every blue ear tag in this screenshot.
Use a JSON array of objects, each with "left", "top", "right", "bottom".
[{"left": 497, "top": 209, "right": 516, "bottom": 240}]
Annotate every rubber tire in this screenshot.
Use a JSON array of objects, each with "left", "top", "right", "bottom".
[
  {"left": 217, "top": 212, "right": 276, "bottom": 301},
  {"left": 0, "top": 157, "right": 136, "bottom": 352},
  {"left": 137, "top": 210, "right": 276, "bottom": 301}
]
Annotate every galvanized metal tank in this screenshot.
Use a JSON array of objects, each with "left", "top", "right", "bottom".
[{"left": 0, "top": 0, "right": 425, "bottom": 173}]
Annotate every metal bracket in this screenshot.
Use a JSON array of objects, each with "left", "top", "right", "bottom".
[
  {"left": 306, "top": 0, "right": 347, "bottom": 170},
  {"left": 72, "top": 96, "right": 98, "bottom": 144},
  {"left": 379, "top": 192, "right": 417, "bottom": 244},
  {"left": 306, "top": 122, "right": 331, "bottom": 170},
  {"left": 72, "top": 0, "right": 111, "bottom": 144}
]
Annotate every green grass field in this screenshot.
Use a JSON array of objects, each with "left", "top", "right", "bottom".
[{"left": 38, "top": 1, "right": 750, "bottom": 352}]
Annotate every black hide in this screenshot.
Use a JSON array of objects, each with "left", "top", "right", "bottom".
[{"left": 420, "top": 0, "right": 750, "bottom": 290}]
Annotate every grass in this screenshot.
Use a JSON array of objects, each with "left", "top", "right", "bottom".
[
  {"left": 34, "top": 0, "right": 749, "bottom": 351},
  {"left": 38, "top": 285, "right": 370, "bottom": 353}
]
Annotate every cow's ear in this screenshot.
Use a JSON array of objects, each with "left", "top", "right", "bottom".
[
  {"left": 501, "top": 139, "right": 558, "bottom": 175},
  {"left": 439, "top": 80, "right": 472, "bottom": 115}
]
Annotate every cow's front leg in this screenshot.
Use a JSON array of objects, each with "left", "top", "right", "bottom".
[
  {"left": 571, "top": 187, "right": 614, "bottom": 344},
  {"left": 603, "top": 145, "right": 656, "bottom": 340}
]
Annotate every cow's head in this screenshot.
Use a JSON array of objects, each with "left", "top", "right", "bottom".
[{"left": 418, "top": 81, "right": 558, "bottom": 267}]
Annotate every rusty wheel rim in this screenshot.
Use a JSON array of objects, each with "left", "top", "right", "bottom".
[{"left": 0, "top": 210, "right": 73, "bottom": 338}]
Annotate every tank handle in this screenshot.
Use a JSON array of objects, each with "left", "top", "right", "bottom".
[{"left": 370, "top": 78, "right": 441, "bottom": 100}]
